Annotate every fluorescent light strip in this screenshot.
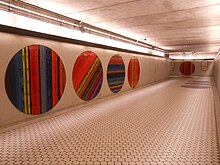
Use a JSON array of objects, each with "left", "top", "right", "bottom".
[
  {"left": 0, "top": 0, "right": 80, "bottom": 27},
  {"left": 0, "top": 3, "right": 165, "bottom": 56},
  {"left": 169, "top": 51, "right": 216, "bottom": 60},
  {"left": 170, "top": 56, "right": 214, "bottom": 60}
]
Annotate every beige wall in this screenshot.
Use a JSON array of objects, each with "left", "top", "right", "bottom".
[
  {"left": 170, "top": 60, "right": 213, "bottom": 77},
  {"left": 0, "top": 32, "right": 171, "bottom": 127},
  {"left": 214, "top": 56, "right": 220, "bottom": 96}
]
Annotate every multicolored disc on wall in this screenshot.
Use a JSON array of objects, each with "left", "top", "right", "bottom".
[
  {"left": 107, "top": 55, "right": 125, "bottom": 93},
  {"left": 179, "top": 61, "right": 195, "bottom": 75},
  {"left": 5, "top": 45, "right": 66, "bottom": 115},
  {"left": 72, "top": 51, "right": 103, "bottom": 101},
  {"left": 128, "top": 57, "right": 140, "bottom": 88}
]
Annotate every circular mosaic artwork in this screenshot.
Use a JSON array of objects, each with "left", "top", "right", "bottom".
[
  {"left": 128, "top": 57, "right": 140, "bottom": 88},
  {"left": 72, "top": 51, "right": 103, "bottom": 101},
  {"left": 179, "top": 61, "right": 195, "bottom": 75},
  {"left": 107, "top": 55, "right": 125, "bottom": 93},
  {"left": 5, "top": 45, "right": 66, "bottom": 115}
]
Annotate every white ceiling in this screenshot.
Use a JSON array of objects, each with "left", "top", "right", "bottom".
[{"left": 22, "top": 0, "right": 220, "bottom": 56}]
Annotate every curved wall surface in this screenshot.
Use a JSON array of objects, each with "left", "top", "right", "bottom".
[
  {"left": 107, "top": 55, "right": 125, "bottom": 93},
  {"left": 5, "top": 45, "right": 66, "bottom": 115},
  {"left": 128, "top": 57, "right": 140, "bottom": 88},
  {"left": 179, "top": 61, "right": 195, "bottom": 75},
  {"left": 72, "top": 51, "right": 103, "bottom": 101},
  {"left": 0, "top": 32, "right": 170, "bottom": 127}
]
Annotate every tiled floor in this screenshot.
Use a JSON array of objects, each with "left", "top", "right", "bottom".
[{"left": 0, "top": 78, "right": 219, "bottom": 164}]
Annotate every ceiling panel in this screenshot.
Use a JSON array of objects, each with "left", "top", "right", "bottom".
[
  {"left": 23, "top": 0, "right": 136, "bottom": 14},
  {"left": 22, "top": 0, "right": 220, "bottom": 56},
  {"left": 91, "top": 5, "right": 220, "bottom": 29},
  {"left": 65, "top": 0, "right": 220, "bottom": 23}
]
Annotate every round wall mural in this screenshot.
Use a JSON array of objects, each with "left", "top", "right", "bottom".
[
  {"left": 128, "top": 57, "right": 140, "bottom": 88},
  {"left": 107, "top": 55, "right": 125, "bottom": 93},
  {"left": 5, "top": 45, "right": 66, "bottom": 115},
  {"left": 72, "top": 51, "right": 103, "bottom": 101},
  {"left": 179, "top": 61, "right": 195, "bottom": 75}
]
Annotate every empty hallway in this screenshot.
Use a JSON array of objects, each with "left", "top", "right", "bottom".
[{"left": 0, "top": 78, "right": 219, "bottom": 164}]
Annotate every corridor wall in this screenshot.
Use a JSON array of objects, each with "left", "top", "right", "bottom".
[
  {"left": 0, "top": 31, "right": 170, "bottom": 128},
  {"left": 214, "top": 55, "right": 220, "bottom": 96},
  {"left": 170, "top": 60, "right": 213, "bottom": 77}
]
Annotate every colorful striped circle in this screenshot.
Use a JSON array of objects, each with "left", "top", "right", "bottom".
[
  {"left": 107, "top": 55, "right": 125, "bottom": 93},
  {"left": 5, "top": 45, "right": 66, "bottom": 115},
  {"left": 179, "top": 61, "right": 195, "bottom": 75},
  {"left": 128, "top": 57, "right": 140, "bottom": 88},
  {"left": 72, "top": 51, "right": 103, "bottom": 101}
]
